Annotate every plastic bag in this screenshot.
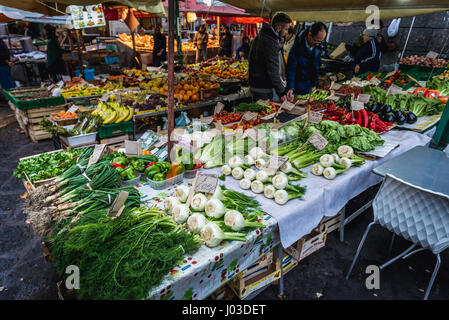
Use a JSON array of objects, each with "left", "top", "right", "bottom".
[
  {"left": 388, "top": 19, "right": 401, "bottom": 38},
  {"left": 162, "top": 116, "right": 168, "bottom": 130},
  {"left": 175, "top": 111, "right": 191, "bottom": 128}
]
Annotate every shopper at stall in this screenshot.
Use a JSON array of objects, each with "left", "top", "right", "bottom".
[
  {"left": 0, "top": 39, "right": 15, "bottom": 90},
  {"left": 219, "top": 26, "right": 233, "bottom": 58},
  {"left": 286, "top": 22, "right": 327, "bottom": 95},
  {"left": 235, "top": 36, "right": 250, "bottom": 60},
  {"left": 248, "top": 12, "right": 293, "bottom": 101},
  {"left": 152, "top": 25, "right": 166, "bottom": 67},
  {"left": 194, "top": 24, "right": 209, "bottom": 63},
  {"left": 353, "top": 28, "right": 381, "bottom": 75},
  {"left": 44, "top": 24, "right": 64, "bottom": 82}
]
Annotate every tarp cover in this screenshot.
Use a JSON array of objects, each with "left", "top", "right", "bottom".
[
  {"left": 0, "top": 0, "right": 166, "bottom": 17},
  {"left": 217, "top": 0, "right": 449, "bottom": 22}
]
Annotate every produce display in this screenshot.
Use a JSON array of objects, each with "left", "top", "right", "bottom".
[
  {"left": 50, "top": 110, "right": 77, "bottom": 120},
  {"left": 14, "top": 148, "right": 88, "bottom": 183},
  {"left": 311, "top": 146, "right": 365, "bottom": 180},
  {"left": 425, "top": 78, "right": 449, "bottom": 97},
  {"left": 213, "top": 111, "right": 242, "bottom": 124},
  {"left": 40, "top": 111, "right": 103, "bottom": 137},
  {"left": 434, "top": 69, "right": 449, "bottom": 80},
  {"left": 222, "top": 151, "right": 307, "bottom": 205},
  {"left": 322, "top": 101, "right": 393, "bottom": 133},
  {"left": 185, "top": 58, "right": 248, "bottom": 82},
  {"left": 62, "top": 84, "right": 103, "bottom": 98},
  {"left": 118, "top": 33, "right": 219, "bottom": 52},
  {"left": 169, "top": 184, "right": 265, "bottom": 246},
  {"left": 122, "top": 92, "right": 167, "bottom": 114},
  {"left": 91, "top": 100, "right": 134, "bottom": 124},
  {"left": 380, "top": 70, "right": 416, "bottom": 89},
  {"left": 7, "top": 88, "right": 52, "bottom": 100},
  {"left": 400, "top": 55, "right": 448, "bottom": 68},
  {"left": 296, "top": 89, "right": 329, "bottom": 101},
  {"left": 363, "top": 86, "right": 444, "bottom": 117}
]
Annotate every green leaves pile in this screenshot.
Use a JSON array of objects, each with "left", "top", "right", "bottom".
[
  {"left": 363, "top": 86, "right": 443, "bottom": 117},
  {"left": 14, "top": 149, "right": 83, "bottom": 182}
]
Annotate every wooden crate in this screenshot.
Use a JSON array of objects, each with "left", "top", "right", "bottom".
[
  {"left": 228, "top": 248, "right": 297, "bottom": 299},
  {"left": 320, "top": 210, "right": 342, "bottom": 234},
  {"left": 19, "top": 149, "right": 65, "bottom": 191},
  {"left": 59, "top": 137, "right": 98, "bottom": 150},
  {"left": 100, "top": 134, "right": 130, "bottom": 146},
  {"left": 21, "top": 105, "right": 66, "bottom": 142}
]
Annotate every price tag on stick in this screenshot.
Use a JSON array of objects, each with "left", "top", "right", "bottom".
[
  {"left": 351, "top": 99, "right": 365, "bottom": 111},
  {"left": 66, "top": 105, "right": 79, "bottom": 114},
  {"left": 265, "top": 155, "right": 289, "bottom": 170},
  {"left": 309, "top": 111, "right": 323, "bottom": 124},
  {"left": 194, "top": 172, "right": 219, "bottom": 194},
  {"left": 108, "top": 191, "right": 129, "bottom": 218},
  {"left": 214, "top": 102, "right": 224, "bottom": 115},
  {"left": 309, "top": 131, "right": 328, "bottom": 151},
  {"left": 426, "top": 51, "right": 439, "bottom": 59},
  {"left": 87, "top": 144, "right": 106, "bottom": 168}
]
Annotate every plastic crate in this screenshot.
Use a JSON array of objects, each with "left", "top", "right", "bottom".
[
  {"left": 9, "top": 94, "right": 65, "bottom": 110},
  {"left": 60, "top": 132, "right": 98, "bottom": 147},
  {"left": 98, "top": 121, "right": 134, "bottom": 139},
  {"left": 406, "top": 65, "right": 445, "bottom": 81},
  {"left": 399, "top": 64, "right": 416, "bottom": 73},
  {"left": 121, "top": 173, "right": 142, "bottom": 186},
  {"left": 146, "top": 172, "right": 184, "bottom": 190}
]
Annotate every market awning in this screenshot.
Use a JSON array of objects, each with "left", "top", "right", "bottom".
[
  {"left": 0, "top": 0, "right": 166, "bottom": 17},
  {"left": 0, "top": 5, "right": 71, "bottom": 24},
  {"left": 216, "top": 0, "right": 449, "bottom": 22}
]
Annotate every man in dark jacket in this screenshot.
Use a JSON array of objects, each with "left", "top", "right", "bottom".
[
  {"left": 194, "top": 25, "right": 208, "bottom": 63},
  {"left": 354, "top": 28, "right": 381, "bottom": 75},
  {"left": 286, "top": 22, "right": 327, "bottom": 95},
  {"left": 219, "top": 26, "right": 233, "bottom": 58},
  {"left": 248, "top": 12, "right": 293, "bottom": 101},
  {"left": 152, "top": 25, "right": 166, "bottom": 67}
]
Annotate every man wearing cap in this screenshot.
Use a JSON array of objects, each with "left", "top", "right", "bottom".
[{"left": 354, "top": 28, "right": 381, "bottom": 75}]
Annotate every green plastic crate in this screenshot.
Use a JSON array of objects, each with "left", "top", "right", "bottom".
[
  {"left": 399, "top": 64, "right": 416, "bottom": 73},
  {"left": 7, "top": 92, "right": 65, "bottom": 110},
  {"left": 98, "top": 121, "right": 133, "bottom": 139},
  {"left": 406, "top": 65, "right": 445, "bottom": 81}
]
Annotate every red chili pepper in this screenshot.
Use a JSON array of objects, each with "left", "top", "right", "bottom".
[
  {"left": 361, "top": 109, "right": 369, "bottom": 128},
  {"left": 146, "top": 162, "right": 157, "bottom": 168},
  {"left": 112, "top": 163, "right": 125, "bottom": 169}
]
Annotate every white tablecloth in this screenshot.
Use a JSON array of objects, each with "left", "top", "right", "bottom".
[{"left": 209, "top": 130, "right": 432, "bottom": 248}]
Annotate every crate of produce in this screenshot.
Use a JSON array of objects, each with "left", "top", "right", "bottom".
[
  {"left": 9, "top": 93, "right": 65, "bottom": 110},
  {"left": 200, "top": 87, "right": 220, "bottom": 100},
  {"left": 399, "top": 64, "right": 416, "bottom": 73},
  {"left": 146, "top": 172, "right": 184, "bottom": 190},
  {"left": 98, "top": 121, "right": 134, "bottom": 139},
  {"left": 60, "top": 132, "right": 98, "bottom": 147},
  {"left": 121, "top": 172, "right": 142, "bottom": 186}
]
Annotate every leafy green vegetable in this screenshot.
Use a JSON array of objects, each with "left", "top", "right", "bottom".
[{"left": 14, "top": 149, "right": 84, "bottom": 182}]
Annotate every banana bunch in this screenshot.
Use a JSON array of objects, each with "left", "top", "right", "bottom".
[{"left": 92, "top": 101, "right": 134, "bottom": 125}]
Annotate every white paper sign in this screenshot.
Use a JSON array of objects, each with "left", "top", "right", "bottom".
[
  {"left": 194, "top": 172, "right": 219, "bottom": 194},
  {"left": 357, "top": 94, "right": 371, "bottom": 104},
  {"left": 242, "top": 111, "right": 258, "bottom": 121},
  {"left": 265, "top": 155, "right": 289, "bottom": 170},
  {"left": 309, "top": 111, "right": 323, "bottom": 124},
  {"left": 214, "top": 102, "right": 224, "bottom": 115},
  {"left": 309, "top": 131, "right": 328, "bottom": 151},
  {"left": 280, "top": 100, "right": 296, "bottom": 111},
  {"left": 87, "top": 144, "right": 106, "bottom": 167},
  {"left": 330, "top": 82, "right": 342, "bottom": 90},
  {"left": 351, "top": 100, "right": 365, "bottom": 111},
  {"left": 370, "top": 77, "right": 381, "bottom": 85},
  {"left": 426, "top": 51, "right": 438, "bottom": 59},
  {"left": 201, "top": 116, "right": 214, "bottom": 124},
  {"left": 66, "top": 105, "right": 79, "bottom": 114}
]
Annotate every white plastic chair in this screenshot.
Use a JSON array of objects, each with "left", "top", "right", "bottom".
[{"left": 346, "top": 174, "right": 449, "bottom": 300}]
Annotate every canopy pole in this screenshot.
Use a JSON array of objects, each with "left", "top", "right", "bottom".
[
  {"left": 326, "top": 22, "right": 333, "bottom": 42},
  {"left": 167, "top": 0, "right": 175, "bottom": 161},
  {"left": 400, "top": 16, "right": 415, "bottom": 61}
]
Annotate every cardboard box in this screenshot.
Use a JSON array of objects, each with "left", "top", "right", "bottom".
[
  {"left": 283, "top": 229, "right": 327, "bottom": 263},
  {"left": 329, "top": 42, "right": 347, "bottom": 60},
  {"left": 228, "top": 250, "right": 297, "bottom": 299}
]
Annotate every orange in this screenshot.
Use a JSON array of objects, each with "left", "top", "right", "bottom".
[{"left": 192, "top": 94, "right": 198, "bottom": 101}]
